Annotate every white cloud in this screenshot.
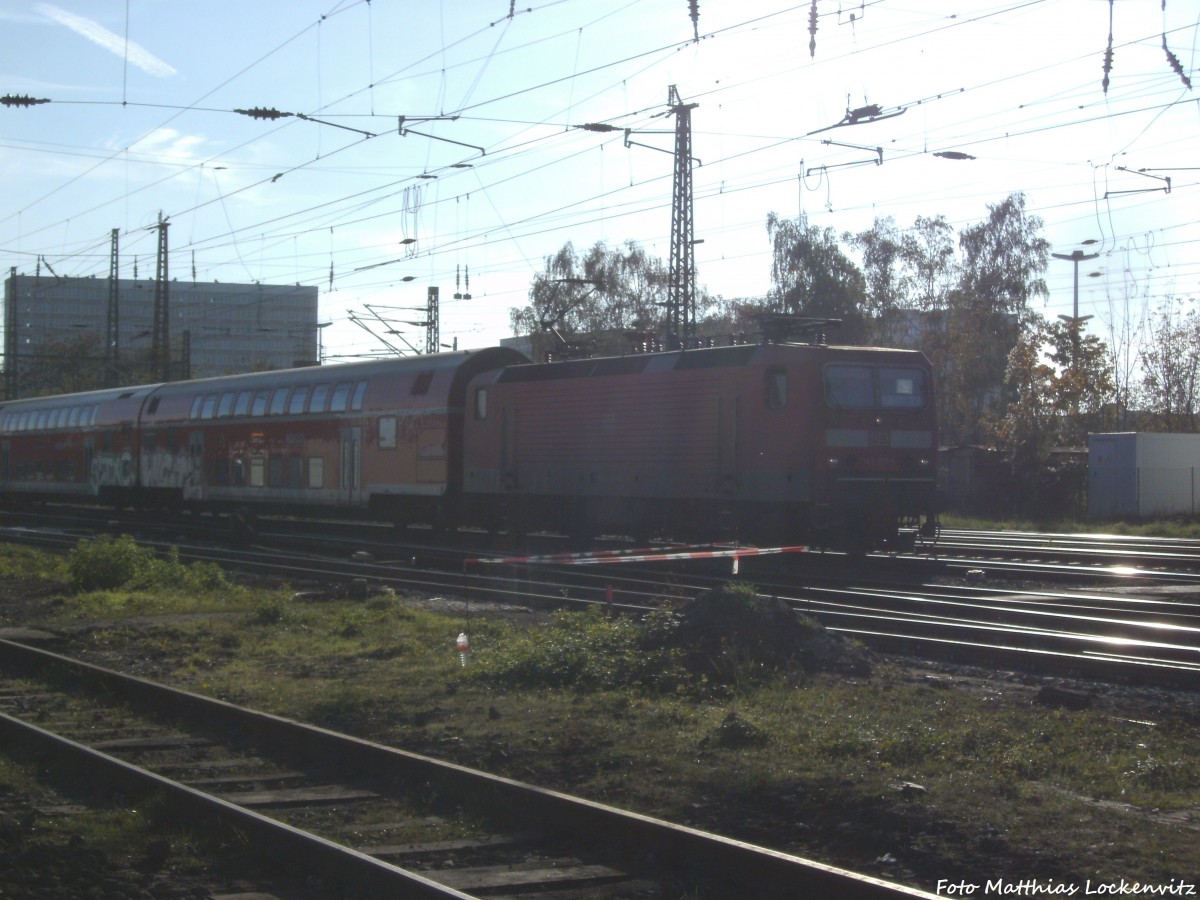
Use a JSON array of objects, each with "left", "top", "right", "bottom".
[{"left": 37, "top": 3, "right": 176, "bottom": 78}]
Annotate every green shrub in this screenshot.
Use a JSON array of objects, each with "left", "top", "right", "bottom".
[
  {"left": 68, "top": 535, "right": 153, "bottom": 591},
  {"left": 68, "top": 536, "right": 231, "bottom": 593}
]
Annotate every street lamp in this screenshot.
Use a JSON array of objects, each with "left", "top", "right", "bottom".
[{"left": 1052, "top": 243, "right": 1100, "bottom": 330}]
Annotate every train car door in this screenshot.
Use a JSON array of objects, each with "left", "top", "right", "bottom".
[
  {"left": 340, "top": 426, "right": 362, "bottom": 506},
  {"left": 186, "top": 431, "right": 204, "bottom": 501}
]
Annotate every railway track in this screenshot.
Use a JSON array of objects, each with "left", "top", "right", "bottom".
[
  {"left": 5, "top": 513, "right": 1200, "bottom": 687},
  {"left": 0, "top": 637, "right": 934, "bottom": 899}
]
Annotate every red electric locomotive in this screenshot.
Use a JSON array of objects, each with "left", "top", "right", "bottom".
[
  {"left": 0, "top": 340, "right": 937, "bottom": 550},
  {"left": 462, "top": 342, "right": 938, "bottom": 549}
]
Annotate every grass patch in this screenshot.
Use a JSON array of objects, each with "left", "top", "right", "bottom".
[{"left": 8, "top": 557, "right": 1198, "bottom": 887}]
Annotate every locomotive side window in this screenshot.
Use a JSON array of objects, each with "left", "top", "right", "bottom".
[
  {"left": 269, "top": 388, "right": 290, "bottom": 415},
  {"left": 379, "top": 416, "right": 398, "bottom": 450},
  {"left": 350, "top": 381, "right": 367, "bottom": 411},
  {"left": 329, "top": 382, "right": 351, "bottom": 412},
  {"left": 475, "top": 388, "right": 488, "bottom": 420},
  {"left": 288, "top": 388, "right": 309, "bottom": 415},
  {"left": 879, "top": 367, "right": 927, "bottom": 409}
]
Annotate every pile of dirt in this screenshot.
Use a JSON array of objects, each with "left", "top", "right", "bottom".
[{"left": 659, "top": 583, "right": 873, "bottom": 682}]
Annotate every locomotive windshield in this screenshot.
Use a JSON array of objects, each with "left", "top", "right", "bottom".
[{"left": 824, "top": 364, "right": 927, "bottom": 410}]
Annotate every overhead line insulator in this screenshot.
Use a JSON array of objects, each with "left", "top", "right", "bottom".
[
  {"left": 234, "top": 106, "right": 291, "bottom": 120},
  {"left": 1, "top": 94, "right": 50, "bottom": 107}
]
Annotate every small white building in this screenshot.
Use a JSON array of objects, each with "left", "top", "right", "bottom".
[{"left": 1088, "top": 432, "right": 1200, "bottom": 519}]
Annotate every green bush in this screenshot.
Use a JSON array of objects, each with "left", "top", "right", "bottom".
[
  {"left": 68, "top": 535, "right": 153, "bottom": 591},
  {"left": 68, "top": 536, "right": 231, "bottom": 593}
]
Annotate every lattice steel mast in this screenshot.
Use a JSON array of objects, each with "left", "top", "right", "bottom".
[{"left": 666, "top": 85, "right": 698, "bottom": 350}]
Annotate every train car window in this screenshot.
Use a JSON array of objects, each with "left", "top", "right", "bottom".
[
  {"left": 89, "top": 406, "right": 99, "bottom": 426},
  {"left": 350, "top": 381, "right": 367, "bottom": 411},
  {"left": 252, "top": 390, "right": 270, "bottom": 416},
  {"left": 48, "top": 410, "right": 60, "bottom": 429},
  {"left": 269, "top": 387, "right": 290, "bottom": 416},
  {"left": 308, "top": 383, "right": 331, "bottom": 413},
  {"left": 475, "top": 387, "right": 488, "bottom": 420},
  {"left": 412, "top": 371, "right": 434, "bottom": 395},
  {"left": 765, "top": 366, "right": 788, "bottom": 409},
  {"left": 143, "top": 431, "right": 156, "bottom": 453},
  {"left": 102, "top": 430, "right": 114, "bottom": 452},
  {"left": 190, "top": 396, "right": 204, "bottom": 419},
  {"left": 234, "top": 391, "right": 252, "bottom": 416},
  {"left": 37, "top": 411, "right": 49, "bottom": 430},
  {"left": 824, "top": 365, "right": 874, "bottom": 409},
  {"left": 218, "top": 393, "right": 236, "bottom": 418},
  {"left": 286, "top": 456, "right": 303, "bottom": 488},
  {"left": 68, "top": 407, "right": 80, "bottom": 427},
  {"left": 308, "top": 457, "right": 324, "bottom": 488},
  {"left": 379, "top": 416, "right": 397, "bottom": 450},
  {"left": 329, "top": 382, "right": 351, "bottom": 412},
  {"left": 166, "top": 427, "right": 179, "bottom": 453},
  {"left": 147, "top": 397, "right": 160, "bottom": 415},
  {"left": 288, "top": 388, "right": 309, "bottom": 415},
  {"left": 213, "top": 458, "right": 229, "bottom": 486},
  {"left": 268, "top": 454, "right": 284, "bottom": 488},
  {"left": 878, "top": 367, "right": 927, "bottom": 409},
  {"left": 232, "top": 456, "right": 245, "bottom": 486},
  {"left": 201, "top": 395, "right": 218, "bottom": 419},
  {"left": 17, "top": 412, "right": 28, "bottom": 432},
  {"left": 249, "top": 456, "right": 265, "bottom": 487}
]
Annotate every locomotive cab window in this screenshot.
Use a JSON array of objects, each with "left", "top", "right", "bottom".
[
  {"left": 824, "top": 364, "right": 928, "bottom": 410},
  {"left": 824, "top": 365, "right": 874, "bottom": 408},
  {"left": 879, "top": 367, "right": 927, "bottom": 409},
  {"left": 765, "top": 366, "right": 787, "bottom": 409}
]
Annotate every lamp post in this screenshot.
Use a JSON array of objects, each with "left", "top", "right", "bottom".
[{"left": 1052, "top": 248, "right": 1099, "bottom": 330}]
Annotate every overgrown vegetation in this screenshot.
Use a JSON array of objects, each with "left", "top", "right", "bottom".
[
  {"left": 2, "top": 540, "right": 1197, "bottom": 886},
  {"left": 67, "top": 534, "right": 231, "bottom": 593}
]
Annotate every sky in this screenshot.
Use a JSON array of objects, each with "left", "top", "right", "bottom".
[{"left": 1, "top": 0, "right": 1197, "bottom": 364}]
